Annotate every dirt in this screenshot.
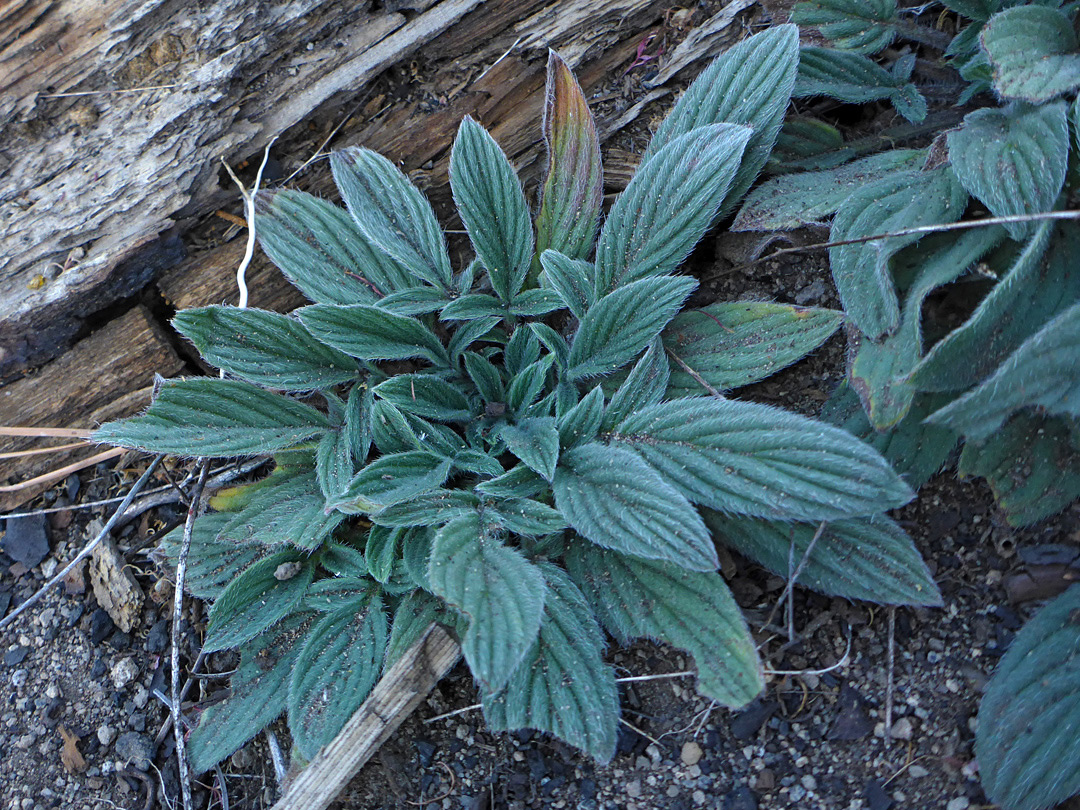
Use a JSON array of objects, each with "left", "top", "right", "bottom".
[{"left": 3, "top": 8, "right": 1080, "bottom": 810}]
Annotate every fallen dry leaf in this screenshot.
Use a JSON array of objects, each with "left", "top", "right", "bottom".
[{"left": 59, "top": 725, "right": 86, "bottom": 774}]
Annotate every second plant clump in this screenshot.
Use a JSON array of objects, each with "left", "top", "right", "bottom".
[{"left": 95, "top": 26, "right": 940, "bottom": 771}]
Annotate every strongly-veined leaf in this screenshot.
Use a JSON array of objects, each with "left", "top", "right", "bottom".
[
  {"left": 373, "top": 374, "right": 473, "bottom": 422},
  {"left": 345, "top": 384, "right": 374, "bottom": 464},
  {"left": 528, "top": 322, "right": 569, "bottom": 370},
  {"left": 298, "top": 304, "right": 448, "bottom": 365},
  {"left": 302, "top": 576, "right": 373, "bottom": 612},
  {"left": 385, "top": 589, "right": 448, "bottom": 668},
  {"left": 566, "top": 543, "right": 763, "bottom": 707},
  {"left": 93, "top": 378, "right": 329, "bottom": 457},
  {"left": 187, "top": 612, "right": 315, "bottom": 773},
  {"left": 370, "top": 489, "right": 480, "bottom": 528},
  {"left": 504, "top": 327, "right": 541, "bottom": 376},
  {"left": 595, "top": 125, "right": 751, "bottom": 293},
  {"left": 217, "top": 469, "right": 344, "bottom": 550},
  {"left": 463, "top": 351, "right": 504, "bottom": 405},
  {"left": 794, "top": 47, "right": 925, "bottom": 121},
  {"left": 288, "top": 594, "right": 387, "bottom": 759},
  {"left": 156, "top": 513, "right": 267, "bottom": 600},
  {"left": 643, "top": 25, "right": 799, "bottom": 214},
  {"left": 428, "top": 513, "right": 546, "bottom": 692},
  {"left": 254, "top": 189, "right": 412, "bottom": 304},
  {"left": 602, "top": 339, "right": 669, "bottom": 430},
  {"left": 482, "top": 564, "right": 618, "bottom": 762},
  {"left": 663, "top": 302, "right": 843, "bottom": 397},
  {"left": 942, "top": 0, "right": 998, "bottom": 22},
  {"left": 822, "top": 381, "right": 957, "bottom": 491},
  {"left": 364, "top": 525, "right": 400, "bottom": 583},
  {"left": 540, "top": 250, "right": 595, "bottom": 319},
  {"left": 450, "top": 117, "right": 533, "bottom": 302},
  {"left": 320, "top": 542, "right": 368, "bottom": 578},
  {"left": 977, "top": 584, "right": 1080, "bottom": 810},
  {"left": 498, "top": 417, "right": 560, "bottom": 481},
  {"left": 487, "top": 498, "right": 568, "bottom": 537},
  {"left": 535, "top": 51, "right": 604, "bottom": 263},
  {"left": 506, "top": 355, "right": 555, "bottom": 413},
  {"left": 706, "top": 512, "right": 942, "bottom": 606},
  {"left": 333, "top": 451, "right": 452, "bottom": 514},
  {"left": 849, "top": 226, "right": 1006, "bottom": 428},
  {"left": 769, "top": 116, "right": 853, "bottom": 173},
  {"left": 316, "top": 429, "right": 354, "bottom": 501},
  {"left": 452, "top": 448, "right": 504, "bottom": 478},
  {"left": 733, "top": 149, "right": 924, "bottom": 232},
  {"left": 981, "top": 5, "right": 1080, "bottom": 103},
  {"left": 929, "top": 302, "right": 1080, "bottom": 439},
  {"left": 567, "top": 275, "right": 696, "bottom": 380},
  {"left": 557, "top": 385, "right": 604, "bottom": 448},
  {"left": 203, "top": 550, "right": 314, "bottom": 652},
  {"left": 447, "top": 316, "right": 500, "bottom": 362},
  {"left": 791, "top": 0, "right": 898, "bottom": 54},
  {"left": 475, "top": 464, "right": 546, "bottom": 500},
  {"left": 830, "top": 167, "right": 968, "bottom": 339},
  {"left": 509, "top": 288, "right": 564, "bottom": 318},
  {"left": 440, "top": 293, "right": 505, "bottom": 321},
  {"left": 959, "top": 411, "right": 1080, "bottom": 527},
  {"left": 369, "top": 400, "right": 424, "bottom": 455},
  {"left": 912, "top": 222, "right": 1080, "bottom": 391},
  {"left": 173, "top": 307, "right": 357, "bottom": 391},
  {"left": 611, "top": 398, "right": 913, "bottom": 521},
  {"left": 376, "top": 286, "right": 451, "bottom": 315},
  {"left": 552, "top": 443, "right": 718, "bottom": 571},
  {"left": 330, "top": 146, "right": 453, "bottom": 290},
  {"left": 948, "top": 102, "right": 1069, "bottom": 241}
]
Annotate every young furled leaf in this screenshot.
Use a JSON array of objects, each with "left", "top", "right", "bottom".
[
  {"left": 947, "top": 101, "right": 1069, "bottom": 241},
  {"left": 93, "top": 378, "right": 330, "bottom": 457},
  {"left": 330, "top": 147, "right": 453, "bottom": 291},
  {"left": 428, "top": 513, "right": 547, "bottom": 693},
  {"left": 595, "top": 124, "right": 751, "bottom": 293},
  {"left": 539, "top": 250, "right": 594, "bottom": 320},
  {"left": 535, "top": 51, "right": 604, "bottom": 263},
  {"left": 298, "top": 303, "right": 448, "bottom": 366},
  {"left": 498, "top": 417, "right": 560, "bottom": 481},
  {"left": 794, "top": 48, "right": 926, "bottom": 122},
  {"left": 450, "top": 117, "right": 534, "bottom": 302},
  {"left": 977, "top": 585, "right": 1080, "bottom": 810},
  {"left": 981, "top": 5, "right": 1080, "bottom": 103},
  {"left": 482, "top": 565, "right": 618, "bottom": 762}
]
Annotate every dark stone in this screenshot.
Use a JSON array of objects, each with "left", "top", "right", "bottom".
[
  {"left": 731, "top": 698, "right": 778, "bottom": 740},
  {"left": 3, "top": 646, "right": 28, "bottom": 666},
  {"left": 865, "top": 779, "right": 893, "bottom": 810},
  {"left": 462, "top": 755, "right": 478, "bottom": 770},
  {"left": 43, "top": 624, "right": 60, "bottom": 642},
  {"left": 105, "top": 630, "right": 131, "bottom": 650},
  {"left": 0, "top": 589, "right": 11, "bottom": 619},
  {"left": 526, "top": 748, "right": 547, "bottom": 781},
  {"left": 64, "top": 604, "right": 84, "bottom": 628},
  {"left": 541, "top": 775, "right": 565, "bottom": 796},
  {"left": 42, "top": 697, "right": 64, "bottom": 728},
  {"left": 2, "top": 514, "right": 50, "bottom": 568},
  {"left": 115, "top": 731, "right": 154, "bottom": 770},
  {"left": 415, "top": 739, "right": 437, "bottom": 768},
  {"left": 129, "top": 712, "right": 146, "bottom": 732},
  {"left": 65, "top": 474, "right": 81, "bottom": 500},
  {"left": 579, "top": 778, "right": 597, "bottom": 800},
  {"left": 616, "top": 722, "right": 647, "bottom": 756},
  {"left": 89, "top": 608, "right": 115, "bottom": 645},
  {"left": 827, "top": 685, "right": 875, "bottom": 741},
  {"left": 90, "top": 657, "right": 107, "bottom": 679},
  {"left": 722, "top": 786, "right": 758, "bottom": 810},
  {"left": 146, "top": 619, "right": 170, "bottom": 654}
]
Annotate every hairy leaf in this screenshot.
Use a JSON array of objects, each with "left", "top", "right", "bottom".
[
  {"left": 156, "top": 513, "right": 267, "bottom": 600},
  {"left": 509, "top": 288, "right": 564, "bottom": 318},
  {"left": 463, "top": 351, "right": 504, "bottom": 405},
  {"left": 912, "top": 222, "right": 1080, "bottom": 392},
  {"left": 330, "top": 147, "right": 453, "bottom": 291},
  {"left": 707, "top": 512, "right": 942, "bottom": 606},
  {"left": 948, "top": 102, "right": 1069, "bottom": 241},
  {"left": 373, "top": 374, "right": 473, "bottom": 422},
  {"left": 663, "top": 302, "right": 843, "bottom": 397},
  {"left": 540, "top": 250, "right": 595, "bottom": 320},
  {"left": 536, "top": 52, "right": 604, "bottom": 263},
  {"left": 254, "top": 190, "right": 412, "bottom": 303},
  {"left": 371, "top": 489, "right": 479, "bottom": 528},
  {"left": 316, "top": 428, "right": 354, "bottom": 501},
  {"left": 428, "top": 513, "right": 546, "bottom": 692},
  {"left": 188, "top": 612, "right": 314, "bottom": 773},
  {"left": 498, "top": 417, "right": 560, "bottom": 481},
  {"left": 333, "top": 451, "right": 452, "bottom": 514},
  {"left": 611, "top": 398, "right": 913, "bottom": 521},
  {"left": 977, "top": 584, "right": 1080, "bottom": 810},
  {"left": 794, "top": 47, "right": 925, "bottom": 121},
  {"left": 440, "top": 294, "right": 505, "bottom": 321},
  {"left": 769, "top": 116, "right": 853, "bottom": 172},
  {"left": 830, "top": 167, "right": 968, "bottom": 339},
  {"left": 94, "top": 378, "right": 329, "bottom": 457},
  {"left": 551, "top": 442, "right": 718, "bottom": 571},
  {"left": 603, "top": 340, "right": 669, "bottom": 430},
  {"left": 482, "top": 565, "right": 618, "bottom": 762},
  {"left": 566, "top": 544, "right": 763, "bottom": 707},
  {"left": 217, "top": 469, "right": 344, "bottom": 550},
  {"left": 643, "top": 25, "right": 799, "bottom": 214},
  {"left": 567, "top": 275, "right": 696, "bottom": 380},
  {"left": 557, "top": 385, "right": 605, "bottom": 448},
  {"left": 475, "top": 464, "right": 546, "bottom": 500},
  {"left": 386, "top": 589, "right": 448, "bottom": 668},
  {"left": 376, "top": 286, "right": 451, "bottom": 316},
  {"left": 298, "top": 304, "right": 448, "bottom": 366},
  {"left": 204, "top": 550, "right": 314, "bottom": 652},
  {"left": 981, "top": 5, "right": 1080, "bottom": 103},
  {"left": 487, "top": 498, "right": 568, "bottom": 537},
  {"left": 288, "top": 595, "right": 388, "bottom": 759},
  {"left": 928, "top": 302, "right": 1080, "bottom": 439},
  {"left": 959, "top": 411, "right": 1080, "bottom": 527},
  {"left": 733, "top": 149, "right": 923, "bottom": 231},
  {"left": 791, "top": 0, "right": 898, "bottom": 53},
  {"left": 595, "top": 124, "right": 751, "bottom": 292},
  {"left": 450, "top": 117, "right": 534, "bottom": 301}
]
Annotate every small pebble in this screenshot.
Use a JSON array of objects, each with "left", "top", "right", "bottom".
[
  {"left": 891, "top": 717, "right": 914, "bottom": 740},
  {"left": 681, "top": 741, "right": 703, "bottom": 766},
  {"left": 946, "top": 798, "right": 969, "bottom": 810},
  {"left": 110, "top": 658, "right": 139, "bottom": 690},
  {"left": 97, "top": 725, "right": 116, "bottom": 747},
  {"left": 3, "top": 646, "right": 29, "bottom": 666},
  {"left": 801, "top": 775, "right": 817, "bottom": 791},
  {"left": 115, "top": 731, "right": 154, "bottom": 771},
  {"left": 626, "top": 779, "right": 641, "bottom": 798},
  {"left": 11, "top": 669, "right": 28, "bottom": 688},
  {"left": 908, "top": 765, "right": 930, "bottom": 778}
]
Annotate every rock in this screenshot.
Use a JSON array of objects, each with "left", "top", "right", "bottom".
[
  {"left": 801, "top": 775, "right": 817, "bottom": 791},
  {"left": 415, "top": 739, "right": 437, "bottom": 767},
  {"left": 146, "top": 619, "right": 170, "bottom": 654},
  {"left": 89, "top": 534, "right": 144, "bottom": 633},
  {"left": 828, "top": 685, "right": 875, "bottom": 741},
  {"left": 97, "top": 725, "right": 116, "bottom": 747},
  {"left": 109, "top": 658, "right": 139, "bottom": 690},
  {"left": 626, "top": 779, "right": 642, "bottom": 798},
  {"left": 946, "top": 799, "right": 969, "bottom": 810},
  {"left": 2, "top": 514, "right": 50, "bottom": 568},
  {"left": 3, "top": 646, "right": 29, "bottom": 666},
  {"left": 890, "top": 717, "right": 914, "bottom": 740},
  {"left": 11, "top": 669, "right": 28, "bottom": 688},
  {"left": 88, "top": 608, "right": 115, "bottom": 645},
  {"left": 908, "top": 764, "right": 930, "bottom": 778},
  {"left": 133, "top": 686, "right": 149, "bottom": 710},
  {"left": 864, "top": 779, "right": 893, "bottom": 810},
  {"left": 681, "top": 741, "right": 703, "bottom": 766},
  {"left": 722, "top": 786, "right": 758, "bottom": 810},
  {"left": 115, "top": 732, "right": 154, "bottom": 771},
  {"left": 731, "top": 698, "right": 778, "bottom": 740}
]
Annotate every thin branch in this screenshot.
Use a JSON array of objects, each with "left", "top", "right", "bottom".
[
  {"left": 884, "top": 605, "right": 896, "bottom": 747},
  {"left": 221, "top": 137, "right": 279, "bottom": 309},
  {"left": 0, "top": 440, "right": 89, "bottom": 460},
  {"left": 172, "top": 460, "right": 210, "bottom": 810},
  {"left": 762, "top": 521, "right": 829, "bottom": 633},
  {"left": 0, "top": 455, "right": 162, "bottom": 630},
  {"left": 764, "top": 629, "right": 853, "bottom": 676},
  {"left": 0, "top": 447, "right": 126, "bottom": 494},
  {"left": 664, "top": 347, "right": 726, "bottom": 399}
]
